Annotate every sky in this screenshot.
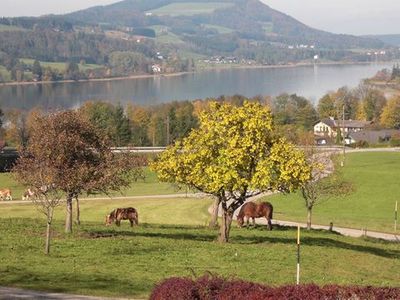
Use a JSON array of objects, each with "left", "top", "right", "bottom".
[{"left": 1, "top": 0, "right": 399, "bottom": 36}]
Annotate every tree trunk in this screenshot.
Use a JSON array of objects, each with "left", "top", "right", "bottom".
[
  {"left": 65, "top": 194, "right": 73, "bottom": 233},
  {"left": 45, "top": 207, "right": 53, "bottom": 255},
  {"left": 307, "top": 207, "right": 312, "bottom": 230},
  {"left": 75, "top": 196, "right": 81, "bottom": 225},
  {"left": 209, "top": 198, "right": 221, "bottom": 228},
  {"left": 218, "top": 209, "right": 233, "bottom": 243}
]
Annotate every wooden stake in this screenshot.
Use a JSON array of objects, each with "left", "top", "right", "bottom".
[
  {"left": 296, "top": 225, "right": 300, "bottom": 285},
  {"left": 395, "top": 201, "right": 398, "bottom": 232}
]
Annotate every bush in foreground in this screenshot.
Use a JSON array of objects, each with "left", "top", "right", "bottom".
[{"left": 150, "top": 276, "right": 400, "bottom": 300}]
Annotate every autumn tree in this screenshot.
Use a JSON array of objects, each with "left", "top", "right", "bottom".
[
  {"left": 152, "top": 102, "right": 310, "bottom": 243},
  {"left": 380, "top": 96, "right": 400, "bottom": 129},
  {"left": 14, "top": 110, "right": 144, "bottom": 234},
  {"left": 317, "top": 94, "right": 337, "bottom": 119}
]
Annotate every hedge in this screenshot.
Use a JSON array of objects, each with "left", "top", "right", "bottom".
[{"left": 150, "top": 276, "right": 400, "bottom": 300}]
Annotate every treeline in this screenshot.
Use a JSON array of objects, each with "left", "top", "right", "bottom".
[
  {"left": 0, "top": 29, "right": 194, "bottom": 83},
  {"left": 1, "top": 86, "right": 399, "bottom": 148}
]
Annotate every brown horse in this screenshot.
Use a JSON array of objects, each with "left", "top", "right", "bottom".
[
  {"left": 105, "top": 207, "right": 139, "bottom": 227},
  {"left": 237, "top": 202, "right": 273, "bottom": 230}
]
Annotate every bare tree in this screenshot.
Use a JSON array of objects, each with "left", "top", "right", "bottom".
[{"left": 14, "top": 160, "right": 63, "bottom": 254}]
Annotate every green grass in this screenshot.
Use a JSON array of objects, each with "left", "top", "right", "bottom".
[
  {"left": 147, "top": 2, "right": 234, "bottom": 16},
  {"left": 0, "top": 168, "right": 185, "bottom": 200},
  {"left": 0, "top": 24, "right": 27, "bottom": 32},
  {"left": 203, "top": 24, "right": 234, "bottom": 34},
  {"left": 155, "top": 32, "right": 185, "bottom": 44},
  {"left": 267, "top": 152, "right": 400, "bottom": 233},
  {"left": 0, "top": 65, "right": 11, "bottom": 82},
  {"left": 262, "top": 22, "right": 274, "bottom": 33},
  {"left": 0, "top": 198, "right": 398, "bottom": 298},
  {"left": 20, "top": 58, "right": 103, "bottom": 73}
]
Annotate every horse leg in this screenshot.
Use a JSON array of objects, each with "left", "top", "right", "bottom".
[
  {"left": 246, "top": 216, "right": 250, "bottom": 228},
  {"left": 116, "top": 219, "right": 121, "bottom": 227},
  {"left": 266, "top": 217, "right": 272, "bottom": 231},
  {"left": 252, "top": 217, "right": 256, "bottom": 227},
  {"left": 130, "top": 219, "right": 134, "bottom": 227}
]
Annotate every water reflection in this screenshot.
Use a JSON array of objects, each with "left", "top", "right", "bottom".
[{"left": 0, "top": 63, "right": 392, "bottom": 111}]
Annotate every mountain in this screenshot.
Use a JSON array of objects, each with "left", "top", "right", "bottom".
[
  {"left": 0, "top": 0, "right": 395, "bottom": 83},
  {"left": 364, "top": 34, "right": 400, "bottom": 47},
  {"left": 64, "top": 0, "right": 383, "bottom": 50}
]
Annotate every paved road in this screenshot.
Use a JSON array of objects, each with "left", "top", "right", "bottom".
[{"left": 0, "top": 287, "right": 133, "bottom": 300}]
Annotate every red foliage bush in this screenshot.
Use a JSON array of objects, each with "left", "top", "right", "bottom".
[{"left": 150, "top": 275, "right": 400, "bottom": 300}]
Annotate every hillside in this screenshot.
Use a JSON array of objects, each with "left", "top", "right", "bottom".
[
  {"left": 365, "top": 34, "right": 400, "bottom": 47},
  {"left": 0, "top": 0, "right": 396, "bottom": 83},
  {"left": 65, "top": 0, "right": 383, "bottom": 49}
]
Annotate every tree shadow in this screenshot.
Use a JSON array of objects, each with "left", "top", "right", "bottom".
[
  {"left": 85, "top": 223, "right": 217, "bottom": 242},
  {"left": 0, "top": 268, "right": 147, "bottom": 299},
  {"left": 83, "top": 224, "right": 399, "bottom": 259},
  {"left": 232, "top": 229, "right": 400, "bottom": 259}
]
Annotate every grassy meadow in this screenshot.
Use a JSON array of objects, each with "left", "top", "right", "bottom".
[
  {"left": 20, "top": 58, "right": 103, "bottom": 73},
  {"left": 267, "top": 152, "right": 400, "bottom": 233},
  {"left": 147, "top": 2, "right": 234, "bottom": 16},
  {"left": 0, "top": 197, "right": 399, "bottom": 298},
  {"left": 0, "top": 168, "right": 185, "bottom": 200}
]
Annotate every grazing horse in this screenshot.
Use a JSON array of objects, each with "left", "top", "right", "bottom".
[
  {"left": 22, "top": 188, "right": 36, "bottom": 201},
  {"left": 237, "top": 201, "right": 273, "bottom": 230},
  {"left": 105, "top": 207, "right": 139, "bottom": 227},
  {"left": 0, "top": 189, "right": 12, "bottom": 201}
]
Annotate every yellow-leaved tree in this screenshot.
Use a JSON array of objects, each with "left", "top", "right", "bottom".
[{"left": 152, "top": 101, "right": 311, "bottom": 242}]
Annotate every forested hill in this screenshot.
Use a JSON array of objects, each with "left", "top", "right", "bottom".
[
  {"left": 65, "top": 0, "right": 382, "bottom": 49},
  {"left": 0, "top": 0, "right": 396, "bottom": 83},
  {"left": 364, "top": 34, "right": 400, "bottom": 47}
]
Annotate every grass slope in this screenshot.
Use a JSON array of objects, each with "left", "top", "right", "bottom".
[
  {"left": 20, "top": 58, "right": 102, "bottom": 73},
  {"left": 267, "top": 152, "right": 400, "bottom": 233},
  {"left": 147, "top": 2, "right": 234, "bottom": 16},
  {"left": 0, "top": 197, "right": 398, "bottom": 298},
  {"left": 0, "top": 168, "right": 184, "bottom": 200}
]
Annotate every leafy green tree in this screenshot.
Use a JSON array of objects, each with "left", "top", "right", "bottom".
[
  {"left": 32, "top": 60, "right": 43, "bottom": 81},
  {"left": 273, "top": 94, "right": 317, "bottom": 130},
  {"left": 65, "top": 62, "right": 80, "bottom": 81},
  {"left": 152, "top": 102, "right": 310, "bottom": 242},
  {"left": 79, "top": 102, "right": 131, "bottom": 146},
  {"left": 317, "top": 94, "right": 337, "bottom": 119}
]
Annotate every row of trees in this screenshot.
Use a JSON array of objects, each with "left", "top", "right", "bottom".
[{"left": 2, "top": 86, "right": 400, "bottom": 150}]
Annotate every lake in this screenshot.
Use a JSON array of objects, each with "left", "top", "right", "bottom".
[{"left": 0, "top": 63, "right": 392, "bottom": 110}]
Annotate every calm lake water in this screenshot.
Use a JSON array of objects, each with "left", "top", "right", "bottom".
[{"left": 0, "top": 63, "right": 392, "bottom": 110}]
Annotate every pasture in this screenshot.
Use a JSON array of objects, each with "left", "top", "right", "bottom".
[
  {"left": 0, "top": 198, "right": 399, "bottom": 298},
  {"left": 20, "top": 58, "right": 103, "bottom": 73},
  {"left": 0, "top": 168, "right": 185, "bottom": 200},
  {"left": 267, "top": 152, "right": 400, "bottom": 233},
  {"left": 147, "top": 2, "right": 234, "bottom": 16}
]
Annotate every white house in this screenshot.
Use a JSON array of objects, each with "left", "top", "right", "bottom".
[{"left": 314, "top": 117, "right": 372, "bottom": 138}]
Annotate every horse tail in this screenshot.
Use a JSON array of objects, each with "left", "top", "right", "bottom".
[{"left": 268, "top": 203, "right": 273, "bottom": 220}]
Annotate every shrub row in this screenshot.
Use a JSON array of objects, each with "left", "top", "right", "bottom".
[{"left": 150, "top": 276, "right": 400, "bottom": 300}]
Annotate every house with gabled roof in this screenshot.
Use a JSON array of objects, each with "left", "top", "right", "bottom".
[{"left": 314, "top": 117, "right": 372, "bottom": 138}]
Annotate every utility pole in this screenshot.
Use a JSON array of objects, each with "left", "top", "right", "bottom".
[
  {"left": 166, "top": 115, "right": 170, "bottom": 146},
  {"left": 341, "top": 103, "right": 345, "bottom": 167}
]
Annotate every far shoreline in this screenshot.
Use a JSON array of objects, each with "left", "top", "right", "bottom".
[{"left": 0, "top": 60, "right": 390, "bottom": 87}]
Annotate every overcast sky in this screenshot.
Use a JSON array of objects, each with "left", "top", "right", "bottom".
[{"left": 1, "top": 0, "right": 399, "bottom": 35}]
